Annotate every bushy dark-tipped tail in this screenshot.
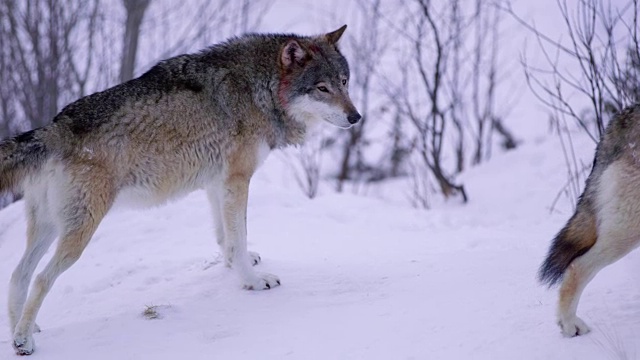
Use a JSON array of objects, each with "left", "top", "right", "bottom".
[
  {"left": 0, "top": 128, "right": 49, "bottom": 194},
  {"left": 539, "top": 202, "right": 597, "bottom": 286}
]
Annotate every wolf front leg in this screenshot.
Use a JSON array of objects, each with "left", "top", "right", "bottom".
[
  {"left": 222, "top": 174, "right": 279, "bottom": 290},
  {"left": 206, "top": 183, "right": 261, "bottom": 267}
]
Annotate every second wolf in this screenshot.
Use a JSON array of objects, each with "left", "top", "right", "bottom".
[
  {"left": 3, "top": 25, "right": 360, "bottom": 355},
  {"left": 539, "top": 104, "right": 640, "bottom": 337}
]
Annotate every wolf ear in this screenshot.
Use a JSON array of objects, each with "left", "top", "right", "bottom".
[
  {"left": 280, "top": 40, "right": 307, "bottom": 69},
  {"left": 325, "top": 25, "right": 347, "bottom": 45}
]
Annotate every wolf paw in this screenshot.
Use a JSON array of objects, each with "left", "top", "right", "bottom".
[
  {"left": 242, "top": 272, "right": 280, "bottom": 290},
  {"left": 558, "top": 316, "right": 591, "bottom": 337},
  {"left": 33, "top": 323, "right": 41, "bottom": 333},
  {"left": 13, "top": 333, "right": 35, "bottom": 356},
  {"left": 248, "top": 251, "right": 261, "bottom": 266}
]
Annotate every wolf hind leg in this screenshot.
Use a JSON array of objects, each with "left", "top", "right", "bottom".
[
  {"left": 8, "top": 205, "right": 56, "bottom": 334},
  {"left": 556, "top": 257, "right": 598, "bottom": 337},
  {"left": 13, "top": 216, "right": 109, "bottom": 355},
  {"left": 206, "top": 183, "right": 261, "bottom": 267},
  {"left": 206, "top": 184, "right": 229, "bottom": 264},
  {"left": 557, "top": 228, "right": 638, "bottom": 337},
  {"left": 12, "top": 175, "right": 114, "bottom": 355}
]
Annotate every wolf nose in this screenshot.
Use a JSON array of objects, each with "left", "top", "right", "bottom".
[{"left": 347, "top": 112, "right": 361, "bottom": 125}]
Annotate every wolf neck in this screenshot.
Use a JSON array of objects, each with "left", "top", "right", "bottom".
[
  {"left": 268, "top": 105, "right": 307, "bottom": 149},
  {"left": 264, "top": 75, "right": 306, "bottom": 148}
]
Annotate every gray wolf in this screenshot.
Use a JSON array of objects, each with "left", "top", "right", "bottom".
[
  {"left": 2, "top": 25, "right": 360, "bottom": 355},
  {"left": 539, "top": 104, "right": 640, "bottom": 337}
]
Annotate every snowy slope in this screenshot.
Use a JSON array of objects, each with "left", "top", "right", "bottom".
[{"left": 1, "top": 132, "right": 640, "bottom": 360}]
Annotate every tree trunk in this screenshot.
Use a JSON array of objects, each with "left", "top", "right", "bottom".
[{"left": 120, "top": 0, "right": 150, "bottom": 83}]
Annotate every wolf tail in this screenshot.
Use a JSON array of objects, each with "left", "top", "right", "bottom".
[
  {"left": 538, "top": 193, "right": 598, "bottom": 286},
  {"left": 0, "top": 128, "right": 49, "bottom": 194}
]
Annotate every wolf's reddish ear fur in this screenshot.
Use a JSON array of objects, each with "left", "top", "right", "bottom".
[
  {"left": 280, "top": 40, "right": 307, "bottom": 69},
  {"left": 325, "top": 25, "right": 347, "bottom": 45}
]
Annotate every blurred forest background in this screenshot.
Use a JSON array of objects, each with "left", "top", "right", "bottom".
[{"left": 0, "top": 0, "right": 638, "bottom": 208}]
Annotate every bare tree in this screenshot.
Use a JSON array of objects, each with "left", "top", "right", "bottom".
[
  {"left": 120, "top": 0, "right": 151, "bottom": 83},
  {"left": 0, "top": 0, "right": 103, "bottom": 207},
  {"left": 137, "top": 1, "right": 274, "bottom": 75},
  {"left": 504, "top": 0, "right": 640, "bottom": 142},
  {"left": 449, "top": 0, "right": 466, "bottom": 173},
  {"left": 471, "top": 0, "right": 494, "bottom": 165},
  {"left": 285, "top": 134, "right": 325, "bottom": 199},
  {"left": 387, "top": 107, "right": 413, "bottom": 178},
  {"left": 0, "top": 4, "right": 18, "bottom": 139},
  {"left": 503, "top": 0, "right": 639, "bottom": 209},
  {"left": 234, "top": 0, "right": 274, "bottom": 34},
  {"left": 1, "top": 0, "right": 102, "bottom": 130},
  {"left": 380, "top": 0, "right": 520, "bottom": 207},
  {"left": 617, "top": 47, "right": 640, "bottom": 105},
  {"left": 391, "top": 0, "right": 469, "bottom": 205},
  {"left": 335, "top": 0, "right": 387, "bottom": 192}
]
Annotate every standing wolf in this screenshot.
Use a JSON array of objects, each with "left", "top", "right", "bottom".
[
  {"left": 539, "top": 104, "right": 640, "bottom": 337},
  {"left": 2, "top": 25, "right": 360, "bottom": 355}
]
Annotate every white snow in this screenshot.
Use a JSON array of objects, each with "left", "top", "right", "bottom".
[{"left": 1, "top": 130, "right": 640, "bottom": 359}]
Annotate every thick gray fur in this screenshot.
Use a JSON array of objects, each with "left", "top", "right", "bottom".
[{"left": 1, "top": 25, "right": 360, "bottom": 355}]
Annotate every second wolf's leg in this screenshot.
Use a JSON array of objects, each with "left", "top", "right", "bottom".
[
  {"left": 557, "top": 228, "right": 637, "bottom": 337},
  {"left": 8, "top": 205, "right": 56, "bottom": 333},
  {"left": 556, "top": 255, "right": 600, "bottom": 337},
  {"left": 222, "top": 175, "right": 279, "bottom": 290},
  {"left": 206, "top": 183, "right": 261, "bottom": 267}
]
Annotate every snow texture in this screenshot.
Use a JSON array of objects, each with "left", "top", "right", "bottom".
[
  {"left": 1, "top": 131, "right": 639, "bottom": 359},
  {"left": 2, "top": 1, "right": 640, "bottom": 358}
]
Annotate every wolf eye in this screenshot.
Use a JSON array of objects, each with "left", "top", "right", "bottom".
[
  {"left": 342, "top": 79, "right": 347, "bottom": 86},
  {"left": 317, "top": 85, "right": 329, "bottom": 93}
]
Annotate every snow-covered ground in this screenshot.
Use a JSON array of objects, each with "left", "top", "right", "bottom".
[{"left": 1, "top": 129, "right": 639, "bottom": 360}]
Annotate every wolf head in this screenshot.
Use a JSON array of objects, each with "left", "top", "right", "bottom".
[{"left": 278, "top": 25, "right": 361, "bottom": 129}]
